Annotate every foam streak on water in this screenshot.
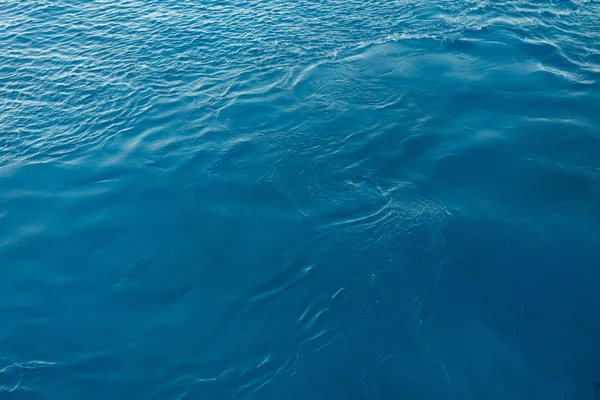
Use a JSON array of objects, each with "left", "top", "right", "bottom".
[{"left": 1, "top": 1, "right": 600, "bottom": 399}]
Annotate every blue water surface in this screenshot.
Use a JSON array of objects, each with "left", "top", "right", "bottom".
[{"left": 1, "top": 0, "right": 600, "bottom": 399}]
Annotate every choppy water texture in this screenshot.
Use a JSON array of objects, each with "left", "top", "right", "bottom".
[{"left": 1, "top": 0, "right": 600, "bottom": 399}]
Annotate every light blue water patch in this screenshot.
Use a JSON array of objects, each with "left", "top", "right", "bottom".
[{"left": 1, "top": 0, "right": 600, "bottom": 399}]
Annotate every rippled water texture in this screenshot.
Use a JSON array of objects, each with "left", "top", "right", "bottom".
[{"left": 2, "top": 0, "right": 600, "bottom": 398}]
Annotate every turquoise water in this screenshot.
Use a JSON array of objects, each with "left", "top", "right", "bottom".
[{"left": 2, "top": 0, "right": 600, "bottom": 398}]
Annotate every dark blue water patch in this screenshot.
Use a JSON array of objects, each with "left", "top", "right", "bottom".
[{"left": 2, "top": 0, "right": 600, "bottom": 399}]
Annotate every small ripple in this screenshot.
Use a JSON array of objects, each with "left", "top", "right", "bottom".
[
  {"left": 245, "top": 265, "right": 315, "bottom": 304},
  {"left": 0, "top": 359, "right": 56, "bottom": 396}
]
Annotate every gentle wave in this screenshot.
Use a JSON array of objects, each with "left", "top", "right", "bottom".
[{"left": 1, "top": 0, "right": 600, "bottom": 399}]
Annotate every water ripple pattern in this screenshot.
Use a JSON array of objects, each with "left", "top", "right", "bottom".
[{"left": 1, "top": 0, "right": 600, "bottom": 399}]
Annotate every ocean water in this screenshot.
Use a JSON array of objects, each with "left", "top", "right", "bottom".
[{"left": 1, "top": 0, "right": 600, "bottom": 398}]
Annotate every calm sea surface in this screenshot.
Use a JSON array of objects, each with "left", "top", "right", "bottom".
[{"left": 1, "top": 1, "right": 600, "bottom": 399}]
